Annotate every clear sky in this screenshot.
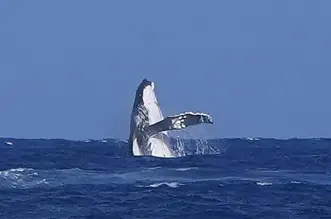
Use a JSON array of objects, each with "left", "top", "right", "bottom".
[{"left": 0, "top": 1, "right": 330, "bottom": 140}]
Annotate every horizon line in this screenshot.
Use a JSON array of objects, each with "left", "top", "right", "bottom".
[{"left": 1, "top": 136, "right": 330, "bottom": 142}]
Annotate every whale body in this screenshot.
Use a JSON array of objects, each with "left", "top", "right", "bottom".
[{"left": 128, "top": 79, "right": 213, "bottom": 158}]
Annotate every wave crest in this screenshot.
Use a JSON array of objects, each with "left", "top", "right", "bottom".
[
  {"left": 148, "top": 182, "right": 183, "bottom": 188},
  {"left": 0, "top": 168, "right": 48, "bottom": 189}
]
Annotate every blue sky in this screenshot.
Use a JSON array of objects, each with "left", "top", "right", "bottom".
[{"left": 0, "top": 1, "right": 330, "bottom": 140}]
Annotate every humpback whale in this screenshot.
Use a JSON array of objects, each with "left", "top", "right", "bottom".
[{"left": 129, "top": 79, "right": 213, "bottom": 158}]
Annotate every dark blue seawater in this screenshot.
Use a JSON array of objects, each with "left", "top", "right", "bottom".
[{"left": 0, "top": 137, "right": 330, "bottom": 218}]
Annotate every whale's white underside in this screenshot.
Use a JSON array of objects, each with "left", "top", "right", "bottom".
[
  {"left": 131, "top": 80, "right": 213, "bottom": 158},
  {"left": 132, "top": 83, "right": 175, "bottom": 158}
]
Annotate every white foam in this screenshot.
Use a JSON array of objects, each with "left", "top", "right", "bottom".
[
  {"left": 246, "top": 137, "right": 260, "bottom": 141},
  {"left": 175, "top": 167, "right": 198, "bottom": 171},
  {"left": 0, "top": 168, "right": 48, "bottom": 188},
  {"left": 0, "top": 167, "right": 33, "bottom": 174},
  {"left": 5, "top": 141, "right": 13, "bottom": 146},
  {"left": 256, "top": 182, "right": 273, "bottom": 186},
  {"left": 148, "top": 166, "right": 161, "bottom": 170},
  {"left": 148, "top": 182, "right": 183, "bottom": 188}
]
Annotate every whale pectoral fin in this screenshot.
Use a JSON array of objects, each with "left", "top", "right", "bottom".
[{"left": 145, "top": 112, "right": 213, "bottom": 137}]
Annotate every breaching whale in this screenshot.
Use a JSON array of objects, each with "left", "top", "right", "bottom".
[{"left": 129, "top": 79, "right": 213, "bottom": 158}]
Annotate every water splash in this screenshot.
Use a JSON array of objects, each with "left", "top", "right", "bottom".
[
  {"left": 173, "top": 136, "right": 186, "bottom": 157},
  {"left": 194, "top": 138, "right": 223, "bottom": 155},
  {"left": 0, "top": 168, "right": 48, "bottom": 189},
  {"left": 171, "top": 135, "right": 223, "bottom": 157}
]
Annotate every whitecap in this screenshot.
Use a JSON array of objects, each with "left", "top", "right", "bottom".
[
  {"left": 147, "top": 166, "right": 161, "bottom": 170},
  {"left": 0, "top": 168, "right": 48, "bottom": 189},
  {"left": 256, "top": 182, "right": 273, "bottom": 186},
  {"left": 0, "top": 167, "right": 33, "bottom": 175},
  {"left": 5, "top": 141, "right": 13, "bottom": 146},
  {"left": 245, "top": 137, "right": 260, "bottom": 141},
  {"left": 175, "top": 167, "right": 198, "bottom": 171},
  {"left": 148, "top": 182, "right": 183, "bottom": 188}
]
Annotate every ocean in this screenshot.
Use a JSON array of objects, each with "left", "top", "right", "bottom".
[{"left": 0, "top": 137, "right": 330, "bottom": 218}]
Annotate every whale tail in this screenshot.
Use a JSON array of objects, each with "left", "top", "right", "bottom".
[{"left": 145, "top": 112, "right": 213, "bottom": 137}]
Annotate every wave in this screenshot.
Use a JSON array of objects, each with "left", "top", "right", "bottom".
[
  {"left": 2, "top": 137, "right": 331, "bottom": 146},
  {"left": 147, "top": 166, "right": 162, "bottom": 170},
  {"left": 256, "top": 182, "right": 273, "bottom": 186},
  {"left": 147, "top": 182, "right": 184, "bottom": 188},
  {"left": 1, "top": 137, "right": 330, "bottom": 165},
  {"left": 0, "top": 168, "right": 48, "bottom": 189},
  {"left": 1, "top": 166, "right": 329, "bottom": 190},
  {"left": 174, "top": 167, "right": 198, "bottom": 171},
  {"left": 0, "top": 137, "right": 226, "bottom": 157}
]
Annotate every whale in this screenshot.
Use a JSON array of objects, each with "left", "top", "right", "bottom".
[{"left": 128, "top": 79, "right": 213, "bottom": 158}]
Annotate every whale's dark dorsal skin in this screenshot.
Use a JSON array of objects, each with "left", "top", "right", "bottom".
[{"left": 129, "top": 79, "right": 213, "bottom": 158}]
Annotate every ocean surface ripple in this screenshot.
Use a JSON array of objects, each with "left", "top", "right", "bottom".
[{"left": 0, "top": 137, "right": 330, "bottom": 218}]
